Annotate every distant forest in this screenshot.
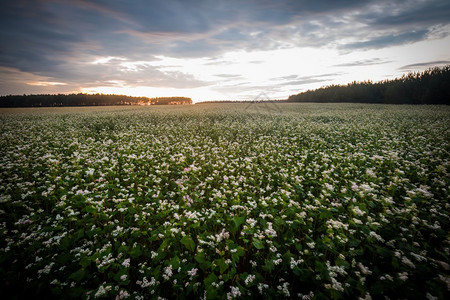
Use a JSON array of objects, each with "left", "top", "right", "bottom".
[
  {"left": 1, "top": 66, "right": 449, "bottom": 107},
  {"left": 288, "top": 65, "right": 450, "bottom": 104},
  {"left": 0, "top": 94, "right": 192, "bottom": 107}
]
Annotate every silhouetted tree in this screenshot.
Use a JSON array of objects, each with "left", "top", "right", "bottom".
[
  {"left": 0, "top": 94, "right": 192, "bottom": 107},
  {"left": 288, "top": 65, "right": 450, "bottom": 104}
]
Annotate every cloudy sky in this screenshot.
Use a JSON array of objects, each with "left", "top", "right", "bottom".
[{"left": 1, "top": 0, "right": 449, "bottom": 102}]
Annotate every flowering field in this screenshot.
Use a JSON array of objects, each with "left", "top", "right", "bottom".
[{"left": 0, "top": 103, "right": 449, "bottom": 299}]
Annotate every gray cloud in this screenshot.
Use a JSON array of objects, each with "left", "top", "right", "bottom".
[
  {"left": 280, "top": 79, "right": 329, "bottom": 86},
  {"left": 211, "top": 73, "right": 340, "bottom": 99},
  {"left": 1, "top": 0, "right": 449, "bottom": 94},
  {"left": 67, "top": 59, "right": 211, "bottom": 89},
  {"left": 272, "top": 73, "right": 342, "bottom": 82},
  {"left": 399, "top": 60, "right": 450, "bottom": 70},
  {"left": 344, "top": 30, "right": 429, "bottom": 49},
  {"left": 334, "top": 58, "right": 391, "bottom": 67},
  {"left": 213, "top": 83, "right": 285, "bottom": 99},
  {"left": 367, "top": 0, "right": 450, "bottom": 28},
  {"left": 214, "top": 74, "right": 242, "bottom": 78},
  {"left": 277, "top": 73, "right": 341, "bottom": 86},
  {"left": 276, "top": 75, "right": 299, "bottom": 80}
]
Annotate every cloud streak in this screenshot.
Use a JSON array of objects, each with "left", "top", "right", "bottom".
[
  {"left": 334, "top": 58, "right": 391, "bottom": 67},
  {"left": 399, "top": 60, "right": 450, "bottom": 70}
]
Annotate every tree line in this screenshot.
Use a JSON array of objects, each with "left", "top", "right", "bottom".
[
  {"left": 288, "top": 65, "right": 450, "bottom": 104},
  {"left": 0, "top": 93, "right": 192, "bottom": 107}
]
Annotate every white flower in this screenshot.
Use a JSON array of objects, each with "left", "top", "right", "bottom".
[
  {"left": 438, "top": 274, "right": 450, "bottom": 290},
  {"left": 401, "top": 256, "right": 415, "bottom": 268},
  {"left": 258, "top": 283, "right": 269, "bottom": 294},
  {"left": 227, "top": 286, "right": 241, "bottom": 299},
  {"left": 115, "top": 289, "right": 130, "bottom": 300},
  {"left": 398, "top": 272, "right": 408, "bottom": 281},
  {"left": 273, "top": 258, "right": 282, "bottom": 265},
  {"left": 245, "top": 274, "right": 256, "bottom": 285},
  {"left": 277, "top": 282, "right": 290, "bottom": 297},
  {"left": 324, "top": 277, "right": 344, "bottom": 292},
  {"left": 358, "top": 262, "right": 372, "bottom": 275},
  {"left": 246, "top": 218, "right": 257, "bottom": 227},
  {"left": 121, "top": 258, "right": 130, "bottom": 268},
  {"left": 86, "top": 168, "right": 95, "bottom": 176},
  {"left": 324, "top": 183, "right": 334, "bottom": 191},
  {"left": 369, "top": 231, "right": 385, "bottom": 242},
  {"left": 264, "top": 222, "right": 277, "bottom": 237},
  {"left": 353, "top": 206, "right": 366, "bottom": 216},
  {"left": 163, "top": 265, "right": 173, "bottom": 280},
  {"left": 94, "top": 285, "right": 112, "bottom": 298},
  {"left": 187, "top": 268, "right": 198, "bottom": 279}
]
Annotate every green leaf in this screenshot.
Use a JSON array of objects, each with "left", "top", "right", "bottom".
[
  {"left": 169, "top": 256, "right": 180, "bottom": 269},
  {"left": 204, "top": 273, "right": 218, "bottom": 286},
  {"left": 80, "top": 257, "right": 90, "bottom": 268},
  {"left": 153, "top": 265, "right": 161, "bottom": 278},
  {"left": 69, "top": 269, "right": 85, "bottom": 282},
  {"left": 252, "top": 238, "right": 264, "bottom": 250},
  {"left": 195, "top": 252, "right": 205, "bottom": 264},
  {"left": 51, "top": 287, "right": 62, "bottom": 296},
  {"left": 216, "top": 258, "right": 228, "bottom": 273},
  {"left": 231, "top": 216, "right": 246, "bottom": 233},
  {"left": 181, "top": 236, "right": 196, "bottom": 252},
  {"left": 85, "top": 205, "right": 97, "bottom": 213},
  {"left": 59, "top": 237, "right": 70, "bottom": 250},
  {"left": 130, "top": 244, "right": 142, "bottom": 258},
  {"left": 262, "top": 260, "right": 274, "bottom": 272},
  {"left": 206, "top": 286, "right": 217, "bottom": 299},
  {"left": 204, "top": 273, "right": 218, "bottom": 299},
  {"left": 315, "top": 261, "right": 325, "bottom": 272},
  {"left": 73, "top": 229, "right": 84, "bottom": 241},
  {"left": 68, "top": 287, "right": 84, "bottom": 298},
  {"left": 348, "top": 239, "right": 361, "bottom": 248},
  {"left": 336, "top": 259, "right": 350, "bottom": 269},
  {"left": 293, "top": 266, "right": 302, "bottom": 276},
  {"left": 375, "top": 246, "right": 391, "bottom": 257},
  {"left": 158, "top": 239, "right": 168, "bottom": 251},
  {"left": 113, "top": 269, "right": 128, "bottom": 283}
]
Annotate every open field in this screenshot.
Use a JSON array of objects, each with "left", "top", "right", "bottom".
[{"left": 1, "top": 103, "right": 449, "bottom": 299}]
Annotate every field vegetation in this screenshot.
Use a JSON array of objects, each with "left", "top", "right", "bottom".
[{"left": 0, "top": 104, "right": 449, "bottom": 299}]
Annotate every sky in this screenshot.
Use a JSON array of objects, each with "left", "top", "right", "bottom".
[{"left": 0, "top": 0, "right": 449, "bottom": 102}]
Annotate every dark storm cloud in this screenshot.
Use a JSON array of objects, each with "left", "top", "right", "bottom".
[{"left": 0, "top": 0, "right": 449, "bottom": 92}]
